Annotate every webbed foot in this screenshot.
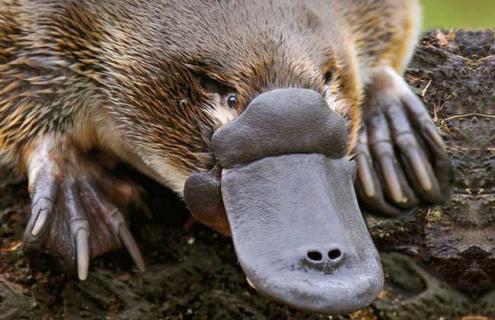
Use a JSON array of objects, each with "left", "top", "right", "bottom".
[
  {"left": 355, "top": 67, "right": 451, "bottom": 216},
  {"left": 23, "top": 136, "right": 146, "bottom": 279}
]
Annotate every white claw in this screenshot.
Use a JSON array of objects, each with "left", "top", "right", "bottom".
[
  {"left": 382, "top": 157, "right": 407, "bottom": 204},
  {"left": 76, "top": 228, "right": 90, "bottom": 281},
  {"left": 409, "top": 150, "right": 433, "bottom": 192},
  {"left": 357, "top": 155, "right": 376, "bottom": 198},
  {"left": 32, "top": 210, "right": 49, "bottom": 236},
  {"left": 118, "top": 225, "right": 145, "bottom": 272},
  {"left": 246, "top": 277, "right": 256, "bottom": 289}
]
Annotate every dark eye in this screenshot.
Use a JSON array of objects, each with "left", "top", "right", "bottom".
[
  {"left": 227, "top": 94, "right": 238, "bottom": 108},
  {"left": 323, "top": 70, "right": 333, "bottom": 83}
]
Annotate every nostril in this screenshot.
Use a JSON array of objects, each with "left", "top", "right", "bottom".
[
  {"left": 307, "top": 250, "right": 323, "bottom": 262},
  {"left": 328, "top": 249, "right": 342, "bottom": 260}
]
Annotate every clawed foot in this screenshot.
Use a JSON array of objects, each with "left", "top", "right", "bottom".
[
  {"left": 355, "top": 68, "right": 451, "bottom": 216},
  {"left": 23, "top": 137, "right": 146, "bottom": 279}
]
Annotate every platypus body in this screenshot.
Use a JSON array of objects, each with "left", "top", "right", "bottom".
[{"left": 0, "top": 0, "right": 450, "bottom": 314}]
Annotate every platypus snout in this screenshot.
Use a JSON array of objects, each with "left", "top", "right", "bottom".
[
  {"left": 220, "top": 154, "right": 382, "bottom": 314},
  {"left": 185, "top": 89, "right": 383, "bottom": 314}
]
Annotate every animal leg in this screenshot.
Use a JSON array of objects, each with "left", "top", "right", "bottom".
[
  {"left": 354, "top": 66, "right": 451, "bottom": 216},
  {"left": 22, "top": 135, "right": 146, "bottom": 279}
]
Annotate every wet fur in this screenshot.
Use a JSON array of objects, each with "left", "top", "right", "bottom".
[{"left": 0, "top": 0, "right": 420, "bottom": 194}]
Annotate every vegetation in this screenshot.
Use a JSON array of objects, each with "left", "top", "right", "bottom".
[{"left": 422, "top": 0, "right": 495, "bottom": 30}]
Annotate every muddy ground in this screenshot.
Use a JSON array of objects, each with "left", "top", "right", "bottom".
[{"left": 1, "top": 31, "right": 495, "bottom": 320}]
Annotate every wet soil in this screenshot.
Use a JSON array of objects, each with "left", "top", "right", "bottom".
[{"left": 1, "top": 31, "right": 495, "bottom": 320}]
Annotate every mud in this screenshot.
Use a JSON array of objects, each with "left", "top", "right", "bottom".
[{"left": 1, "top": 30, "right": 495, "bottom": 320}]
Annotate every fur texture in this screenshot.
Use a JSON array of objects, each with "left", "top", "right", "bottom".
[{"left": 0, "top": 0, "right": 420, "bottom": 194}]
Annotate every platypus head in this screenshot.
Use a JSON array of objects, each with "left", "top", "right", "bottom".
[
  {"left": 102, "top": 1, "right": 382, "bottom": 313},
  {"left": 184, "top": 89, "right": 383, "bottom": 314}
]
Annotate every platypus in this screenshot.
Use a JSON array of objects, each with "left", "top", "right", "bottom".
[{"left": 0, "top": 0, "right": 451, "bottom": 314}]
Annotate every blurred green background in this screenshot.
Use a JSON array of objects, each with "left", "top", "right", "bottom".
[{"left": 422, "top": 0, "right": 495, "bottom": 30}]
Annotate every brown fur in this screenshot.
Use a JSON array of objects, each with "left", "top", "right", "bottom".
[{"left": 0, "top": 0, "right": 420, "bottom": 193}]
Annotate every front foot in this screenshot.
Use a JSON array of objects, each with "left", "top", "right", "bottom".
[
  {"left": 23, "top": 136, "right": 145, "bottom": 280},
  {"left": 355, "top": 67, "right": 451, "bottom": 216}
]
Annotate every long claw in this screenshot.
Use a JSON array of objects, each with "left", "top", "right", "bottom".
[
  {"left": 380, "top": 156, "right": 406, "bottom": 204},
  {"left": 76, "top": 228, "right": 90, "bottom": 280},
  {"left": 407, "top": 148, "right": 432, "bottom": 191},
  {"left": 118, "top": 224, "right": 145, "bottom": 272},
  {"left": 30, "top": 176, "right": 58, "bottom": 237},
  {"left": 65, "top": 182, "right": 91, "bottom": 280},
  {"left": 32, "top": 208, "right": 49, "bottom": 236},
  {"left": 356, "top": 154, "right": 375, "bottom": 198},
  {"left": 81, "top": 180, "right": 145, "bottom": 271}
]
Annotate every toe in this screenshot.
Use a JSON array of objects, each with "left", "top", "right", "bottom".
[
  {"left": 398, "top": 95, "right": 451, "bottom": 203},
  {"left": 65, "top": 182, "right": 92, "bottom": 279},
  {"left": 118, "top": 224, "right": 145, "bottom": 272},
  {"left": 355, "top": 128, "right": 376, "bottom": 198},
  {"left": 402, "top": 93, "right": 447, "bottom": 151},
  {"left": 354, "top": 126, "right": 407, "bottom": 217},
  {"left": 26, "top": 173, "right": 59, "bottom": 239},
  {"left": 367, "top": 112, "right": 418, "bottom": 208},
  {"left": 79, "top": 179, "right": 145, "bottom": 271}
]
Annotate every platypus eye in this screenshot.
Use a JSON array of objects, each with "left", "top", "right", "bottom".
[
  {"left": 323, "top": 70, "right": 334, "bottom": 84},
  {"left": 227, "top": 94, "right": 238, "bottom": 108}
]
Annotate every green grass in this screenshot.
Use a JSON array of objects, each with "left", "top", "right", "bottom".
[{"left": 422, "top": 0, "right": 495, "bottom": 30}]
